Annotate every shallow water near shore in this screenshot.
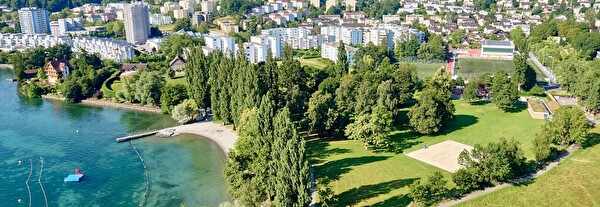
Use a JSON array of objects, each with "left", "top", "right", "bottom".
[{"left": 0, "top": 68, "right": 229, "bottom": 206}]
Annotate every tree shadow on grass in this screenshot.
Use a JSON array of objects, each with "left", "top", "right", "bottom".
[
  {"left": 513, "top": 177, "right": 537, "bottom": 187},
  {"left": 470, "top": 100, "right": 491, "bottom": 106},
  {"left": 386, "top": 130, "right": 421, "bottom": 154},
  {"left": 316, "top": 156, "right": 391, "bottom": 185},
  {"left": 332, "top": 178, "right": 418, "bottom": 206},
  {"left": 436, "top": 114, "right": 479, "bottom": 136},
  {"left": 370, "top": 195, "right": 412, "bottom": 207},
  {"left": 306, "top": 140, "right": 352, "bottom": 165},
  {"left": 583, "top": 132, "right": 600, "bottom": 149},
  {"left": 505, "top": 103, "right": 527, "bottom": 113}
]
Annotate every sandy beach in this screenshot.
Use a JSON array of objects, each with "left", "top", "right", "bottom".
[{"left": 169, "top": 122, "right": 238, "bottom": 154}]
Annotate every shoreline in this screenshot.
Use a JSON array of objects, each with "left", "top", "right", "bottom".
[
  {"left": 42, "top": 95, "right": 163, "bottom": 114},
  {"left": 0, "top": 64, "right": 13, "bottom": 69},
  {"left": 42, "top": 95, "right": 238, "bottom": 153},
  {"left": 167, "top": 122, "right": 237, "bottom": 154}
]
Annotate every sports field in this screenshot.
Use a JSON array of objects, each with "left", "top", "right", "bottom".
[
  {"left": 456, "top": 127, "right": 600, "bottom": 207},
  {"left": 308, "top": 101, "right": 545, "bottom": 206},
  {"left": 455, "top": 59, "right": 514, "bottom": 79}
]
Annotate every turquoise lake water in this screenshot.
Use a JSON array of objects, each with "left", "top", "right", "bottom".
[{"left": 0, "top": 68, "right": 229, "bottom": 206}]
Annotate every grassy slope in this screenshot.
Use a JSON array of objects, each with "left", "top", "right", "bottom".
[
  {"left": 456, "top": 126, "right": 600, "bottom": 207},
  {"left": 308, "top": 101, "right": 544, "bottom": 206},
  {"left": 299, "top": 58, "right": 329, "bottom": 69}
]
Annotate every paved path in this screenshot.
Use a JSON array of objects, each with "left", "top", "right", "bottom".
[
  {"left": 528, "top": 52, "right": 557, "bottom": 83},
  {"left": 438, "top": 146, "right": 578, "bottom": 207}
]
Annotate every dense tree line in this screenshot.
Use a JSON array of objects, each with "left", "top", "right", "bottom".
[{"left": 532, "top": 106, "right": 591, "bottom": 161}]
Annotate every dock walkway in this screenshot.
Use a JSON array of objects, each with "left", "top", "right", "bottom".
[{"left": 115, "top": 131, "right": 159, "bottom": 142}]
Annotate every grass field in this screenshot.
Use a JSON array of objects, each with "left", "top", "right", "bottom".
[
  {"left": 166, "top": 74, "right": 187, "bottom": 86},
  {"left": 158, "top": 24, "right": 176, "bottom": 31},
  {"left": 457, "top": 126, "right": 600, "bottom": 207},
  {"left": 406, "top": 62, "right": 447, "bottom": 78},
  {"left": 308, "top": 100, "right": 545, "bottom": 206},
  {"left": 299, "top": 58, "right": 330, "bottom": 69},
  {"left": 456, "top": 59, "right": 514, "bottom": 79},
  {"left": 456, "top": 59, "right": 548, "bottom": 82}
]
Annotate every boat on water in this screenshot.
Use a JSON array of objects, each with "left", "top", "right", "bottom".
[{"left": 64, "top": 168, "right": 84, "bottom": 182}]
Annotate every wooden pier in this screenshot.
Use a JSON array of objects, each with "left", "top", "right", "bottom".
[{"left": 115, "top": 131, "right": 159, "bottom": 142}]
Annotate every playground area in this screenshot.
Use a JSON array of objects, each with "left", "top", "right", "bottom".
[{"left": 406, "top": 140, "right": 473, "bottom": 172}]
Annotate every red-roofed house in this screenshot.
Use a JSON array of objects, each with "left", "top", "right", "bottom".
[{"left": 45, "top": 60, "right": 71, "bottom": 84}]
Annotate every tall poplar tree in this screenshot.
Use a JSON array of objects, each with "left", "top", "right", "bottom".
[
  {"left": 336, "top": 41, "right": 348, "bottom": 77},
  {"left": 185, "top": 46, "right": 210, "bottom": 108}
]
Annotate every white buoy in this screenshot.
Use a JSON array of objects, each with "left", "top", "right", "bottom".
[
  {"left": 76, "top": 130, "right": 79, "bottom": 133},
  {"left": 17, "top": 198, "right": 21, "bottom": 203},
  {"left": 18, "top": 160, "right": 21, "bottom": 165}
]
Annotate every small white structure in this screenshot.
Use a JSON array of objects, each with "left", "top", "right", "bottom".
[{"left": 321, "top": 42, "right": 358, "bottom": 66}]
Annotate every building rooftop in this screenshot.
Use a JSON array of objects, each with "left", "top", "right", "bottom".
[{"left": 483, "top": 40, "right": 512, "bottom": 47}]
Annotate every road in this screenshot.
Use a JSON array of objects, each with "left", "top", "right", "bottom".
[{"left": 528, "top": 52, "right": 557, "bottom": 83}]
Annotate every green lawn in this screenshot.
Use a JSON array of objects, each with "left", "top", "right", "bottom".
[
  {"left": 308, "top": 100, "right": 545, "bottom": 206},
  {"left": 455, "top": 59, "right": 515, "bottom": 79},
  {"left": 166, "top": 74, "right": 187, "bottom": 86},
  {"left": 111, "top": 80, "right": 124, "bottom": 91},
  {"left": 406, "top": 62, "right": 446, "bottom": 79},
  {"left": 299, "top": 58, "right": 330, "bottom": 69},
  {"left": 457, "top": 127, "right": 600, "bottom": 207},
  {"left": 158, "top": 24, "right": 175, "bottom": 31}
]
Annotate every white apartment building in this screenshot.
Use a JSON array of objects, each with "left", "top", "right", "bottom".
[
  {"left": 124, "top": 1, "right": 150, "bottom": 45},
  {"left": 0, "top": 33, "right": 71, "bottom": 52},
  {"left": 200, "top": 0, "right": 217, "bottom": 13},
  {"left": 250, "top": 35, "right": 283, "bottom": 58},
  {"left": 321, "top": 41, "right": 358, "bottom": 66},
  {"left": 203, "top": 32, "right": 237, "bottom": 57},
  {"left": 149, "top": 13, "right": 172, "bottom": 25},
  {"left": 261, "top": 27, "right": 333, "bottom": 49},
  {"left": 50, "top": 18, "right": 84, "bottom": 35},
  {"left": 72, "top": 37, "right": 135, "bottom": 62},
  {"left": 160, "top": 2, "right": 180, "bottom": 14},
  {"left": 363, "top": 28, "right": 394, "bottom": 49},
  {"left": 320, "top": 26, "right": 363, "bottom": 45},
  {"left": 243, "top": 42, "right": 269, "bottom": 63},
  {"left": 18, "top": 7, "right": 50, "bottom": 34}
]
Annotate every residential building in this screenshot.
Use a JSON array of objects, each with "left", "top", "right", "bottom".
[
  {"left": 18, "top": 7, "right": 50, "bottom": 34},
  {"left": 169, "top": 56, "right": 186, "bottom": 74},
  {"left": 120, "top": 63, "right": 147, "bottom": 76},
  {"left": 203, "top": 32, "right": 237, "bottom": 57},
  {"left": 192, "top": 11, "right": 213, "bottom": 26},
  {"left": 0, "top": 33, "right": 71, "bottom": 52},
  {"left": 45, "top": 59, "right": 71, "bottom": 84},
  {"left": 149, "top": 13, "right": 172, "bottom": 25},
  {"left": 50, "top": 17, "right": 84, "bottom": 35},
  {"left": 250, "top": 35, "right": 283, "bottom": 58},
  {"left": 321, "top": 41, "right": 358, "bottom": 66},
  {"left": 200, "top": 0, "right": 217, "bottom": 13},
  {"left": 72, "top": 37, "right": 135, "bottom": 62},
  {"left": 243, "top": 42, "right": 269, "bottom": 63},
  {"left": 320, "top": 26, "right": 363, "bottom": 45},
  {"left": 124, "top": 1, "right": 150, "bottom": 45},
  {"left": 311, "top": 0, "right": 320, "bottom": 8}
]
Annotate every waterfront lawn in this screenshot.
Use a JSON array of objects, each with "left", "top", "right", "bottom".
[
  {"left": 111, "top": 80, "right": 124, "bottom": 91},
  {"left": 456, "top": 126, "right": 600, "bottom": 207},
  {"left": 308, "top": 100, "right": 544, "bottom": 206}
]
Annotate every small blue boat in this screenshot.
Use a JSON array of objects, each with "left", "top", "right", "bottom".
[{"left": 64, "top": 168, "right": 84, "bottom": 182}]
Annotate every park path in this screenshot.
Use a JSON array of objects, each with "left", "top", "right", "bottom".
[{"left": 437, "top": 145, "right": 579, "bottom": 207}]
